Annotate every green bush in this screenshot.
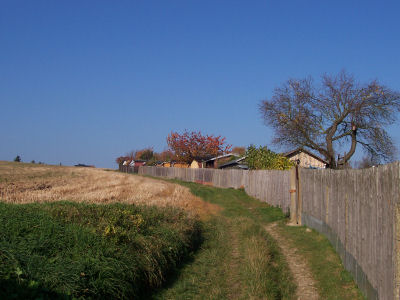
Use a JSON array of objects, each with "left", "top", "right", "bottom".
[
  {"left": 245, "top": 145, "right": 293, "bottom": 170},
  {"left": 0, "top": 202, "right": 202, "bottom": 299}
]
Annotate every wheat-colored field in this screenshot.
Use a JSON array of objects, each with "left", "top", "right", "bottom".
[{"left": 0, "top": 161, "right": 219, "bottom": 218}]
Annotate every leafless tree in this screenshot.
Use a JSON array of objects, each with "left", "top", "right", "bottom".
[{"left": 260, "top": 71, "right": 400, "bottom": 168}]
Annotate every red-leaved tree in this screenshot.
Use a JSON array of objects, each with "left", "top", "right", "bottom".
[
  {"left": 167, "top": 131, "right": 231, "bottom": 163},
  {"left": 115, "top": 156, "right": 127, "bottom": 165}
]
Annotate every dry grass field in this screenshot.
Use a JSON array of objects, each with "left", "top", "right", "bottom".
[{"left": 0, "top": 161, "right": 218, "bottom": 218}]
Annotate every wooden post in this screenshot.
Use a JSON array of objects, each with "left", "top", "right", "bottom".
[
  {"left": 290, "top": 167, "right": 297, "bottom": 224},
  {"left": 296, "top": 164, "right": 302, "bottom": 225}
]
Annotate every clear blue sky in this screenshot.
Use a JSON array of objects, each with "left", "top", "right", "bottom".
[{"left": 1, "top": 1, "right": 400, "bottom": 168}]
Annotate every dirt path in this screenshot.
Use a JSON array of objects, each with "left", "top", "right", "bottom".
[
  {"left": 265, "top": 222, "right": 319, "bottom": 300},
  {"left": 227, "top": 220, "right": 242, "bottom": 299}
]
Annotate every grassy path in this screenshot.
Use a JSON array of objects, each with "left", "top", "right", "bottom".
[
  {"left": 153, "top": 183, "right": 295, "bottom": 300},
  {"left": 152, "top": 180, "right": 364, "bottom": 300}
]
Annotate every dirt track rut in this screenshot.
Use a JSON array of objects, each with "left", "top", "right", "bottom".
[{"left": 265, "top": 222, "right": 319, "bottom": 300}]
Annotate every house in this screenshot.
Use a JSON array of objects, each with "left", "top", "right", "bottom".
[
  {"left": 203, "top": 153, "right": 240, "bottom": 168},
  {"left": 154, "top": 161, "right": 164, "bottom": 167},
  {"left": 162, "top": 153, "right": 241, "bottom": 169},
  {"left": 217, "top": 148, "right": 326, "bottom": 170},
  {"left": 130, "top": 160, "right": 147, "bottom": 167},
  {"left": 282, "top": 148, "right": 327, "bottom": 169},
  {"left": 190, "top": 160, "right": 200, "bottom": 168},
  {"left": 162, "top": 161, "right": 189, "bottom": 168},
  {"left": 218, "top": 157, "right": 248, "bottom": 170}
]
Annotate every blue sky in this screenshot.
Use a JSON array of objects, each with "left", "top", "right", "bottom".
[{"left": 1, "top": 1, "right": 400, "bottom": 168}]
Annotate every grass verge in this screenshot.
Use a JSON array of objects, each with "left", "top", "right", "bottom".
[
  {"left": 276, "top": 221, "right": 365, "bottom": 300},
  {"left": 0, "top": 201, "right": 201, "bottom": 299}
]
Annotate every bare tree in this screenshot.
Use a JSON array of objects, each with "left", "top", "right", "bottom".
[{"left": 260, "top": 71, "right": 400, "bottom": 168}]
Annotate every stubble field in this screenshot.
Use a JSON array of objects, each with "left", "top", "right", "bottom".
[{"left": 0, "top": 161, "right": 218, "bottom": 218}]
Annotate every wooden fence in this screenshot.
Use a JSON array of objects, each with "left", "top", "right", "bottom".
[
  {"left": 135, "top": 164, "right": 400, "bottom": 300},
  {"left": 299, "top": 163, "right": 400, "bottom": 300},
  {"left": 138, "top": 166, "right": 291, "bottom": 212}
]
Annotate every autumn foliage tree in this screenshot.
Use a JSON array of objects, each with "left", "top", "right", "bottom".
[
  {"left": 115, "top": 151, "right": 135, "bottom": 165},
  {"left": 167, "top": 131, "right": 231, "bottom": 164},
  {"left": 115, "top": 156, "right": 127, "bottom": 165},
  {"left": 135, "top": 148, "right": 154, "bottom": 161},
  {"left": 157, "top": 149, "right": 175, "bottom": 162}
]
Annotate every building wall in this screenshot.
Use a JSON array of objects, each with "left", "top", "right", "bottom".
[
  {"left": 174, "top": 163, "right": 189, "bottom": 168},
  {"left": 288, "top": 152, "right": 326, "bottom": 169},
  {"left": 162, "top": 162, "right": 189, "bottom": 168},
  {"left": 190, "top": 160, "right": 200, "bottom": 168}
]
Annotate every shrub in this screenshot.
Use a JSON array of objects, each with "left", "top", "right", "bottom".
[{"left": 245, "top": 145, "right": 293, "bottom": 170}]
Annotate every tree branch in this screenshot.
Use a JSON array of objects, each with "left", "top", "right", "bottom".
[{"left": 332, "top": 130, "right": 352, "bottom": 141}]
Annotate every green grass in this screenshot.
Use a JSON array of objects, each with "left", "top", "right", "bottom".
[
  {"left": 151, "top": 179, "right": 363, "bottom": 300},
  {"left": 0, "top": 201, "right": 202, "bottom": 299},
  {"left": 153, "top": 182, "right": 296, "bottom": 300},
  {"left": 276, "top": 222, "right": 365, "bottom": 300},
  {"left": 1, "top": 170, "right": 365, "bottom": 299}
]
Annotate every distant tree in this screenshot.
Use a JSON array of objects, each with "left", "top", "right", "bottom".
[
  {"left": 135, "top": 148, "right": 154, "bottom": 161},
  {"left": 116, "top": 151, "right": 135, "bottom": 166},
  {"left": 157, "top": 149, "right": 175, "bottom": 162},
  {"left": 116, "top": 156, "right": 128, "bottom": 165},
  {"left": 167, "top": 131, "right": 231, "bottom": 164},
  {"left": 355, "top": 155, "right": 379, "bottom": 169},
  {"left": 126, "top": 151, "right": 136, "bottom": 162},
  {"left": 14, "top": 155, "right": 21, "bottom": 162},
  {"left": 232, "top": 146, "right": 246, "bottom": 156},
  {"left": 116, "top": 148, "right": 158, "bottom": 166},
  {"left": 31, "top": 160, "right": 35, "bottom": 164},
  {"left": 260, "top": 71, "right": 400, "bottom": 169},
  {"left": 245, "top": 145, "right": 293, "bottom": 170}
]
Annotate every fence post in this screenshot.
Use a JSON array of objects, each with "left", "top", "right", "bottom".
[
  {"left": 290, "top": 167, "right": 298, "bottom": 224},
  {"left": 296, "top": 165, "right": 302, "bottom": 225}
]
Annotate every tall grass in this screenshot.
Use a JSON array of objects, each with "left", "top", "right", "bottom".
[{"left": 0, "top": 201, "right": 202, "bottom": 299}]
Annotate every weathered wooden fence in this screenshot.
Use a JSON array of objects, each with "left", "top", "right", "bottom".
[
  {"left": 300, "top": 163, "right": 400, "bottom": 300},
  {"left": 119, "top": 165, "right": 140, "bottom": 173},
  {"left": 138, "top": 166, "right": 291, "bottom": 212},
  {"left": 136, "top": 163, "right": 400, "bottom": 300}
]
